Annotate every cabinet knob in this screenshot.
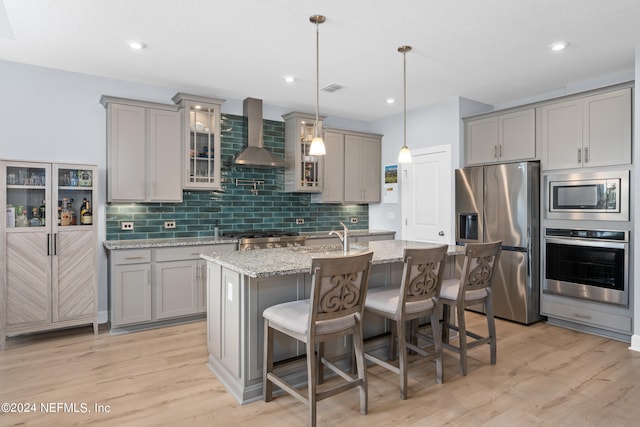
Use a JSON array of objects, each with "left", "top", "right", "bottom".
[{"left": 439, "top": 231, "right": 445, "bottom": 236}]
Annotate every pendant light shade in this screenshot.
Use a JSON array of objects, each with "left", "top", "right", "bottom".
[
  {"left": 398, "top": 45, "right": 412, "bottom": 164},
  {"left": 309, "top": 14, "right": 326, "bottom": 156}
]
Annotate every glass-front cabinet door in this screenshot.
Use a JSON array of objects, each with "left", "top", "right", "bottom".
[
  {"left": 172, "top": 93, "right": 225, "bottom": 190},
  {"left": 283, "top": 112, "right": 325, "bottom": 192},
  {"left": 4, "top": 162, "right": 51, "bottom": 231}
]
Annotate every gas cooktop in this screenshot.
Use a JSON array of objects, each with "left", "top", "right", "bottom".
[
  {"left": 225, "top": 230, "right": 304, "bottom": 250},
  {"left": 224, "top": 230, "right": 300, "bottom": 239}
]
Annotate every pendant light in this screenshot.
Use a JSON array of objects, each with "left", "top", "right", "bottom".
[
  {"left": 309, "top": 15, "right": 326, "bottom": 156},
  {"left": 397, "top": 45, "right": 412, "bottom": 163}
]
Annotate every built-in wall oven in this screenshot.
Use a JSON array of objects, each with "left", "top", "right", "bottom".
[{"left": 543, "top": 228, "right": 629, "bottom": 306}]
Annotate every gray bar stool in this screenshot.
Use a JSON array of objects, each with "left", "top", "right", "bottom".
[
  {"left": 263, "top": 251, "right": 374, "bottom": 427},
  {"left": 363, "top": 245, "right": 448, "bottom": 399},
  {"left": 440, "top": 241, "right": 502, "bottom": 376}
]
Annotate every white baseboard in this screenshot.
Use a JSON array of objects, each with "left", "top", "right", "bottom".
[
  {"left": 98, "top": 310, "right": 109, "bottom": 324},
  {"left": 629, "top": 334, "right": 640, "bottom": 352}
]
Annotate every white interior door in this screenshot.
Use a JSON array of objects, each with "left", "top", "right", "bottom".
[{"left": 401, "top": 145, "right": 452, "bottom": 244}]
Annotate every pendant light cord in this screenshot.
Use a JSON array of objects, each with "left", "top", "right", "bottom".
[
  {"left": 315, "top": 20, "right": 320, "bottom": 138},
  {"left": 403, "top": 48, "right": 407, "bottom": 149}
]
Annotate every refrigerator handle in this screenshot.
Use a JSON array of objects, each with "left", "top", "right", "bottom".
[{"left": 526, "top": 228, "right": 531, "bottom": 276}]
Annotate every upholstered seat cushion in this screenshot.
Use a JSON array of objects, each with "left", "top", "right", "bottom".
[
  {"left": 365, "top": 286, "right": 435, "bottom": 316},
  {"left": 263, "top": 299, "right": 356, "bottom": 336},
  {"left": 439, "top": 278, "right": 488, "bottom": 302}
]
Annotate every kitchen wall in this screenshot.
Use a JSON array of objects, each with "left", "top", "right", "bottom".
[{"left": 106, "top": 114, "right": 368, "bottom": 240}]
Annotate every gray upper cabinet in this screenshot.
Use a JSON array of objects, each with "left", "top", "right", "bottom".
[
  {"left": 541, "top": 87, "right": 631, "bottom": 170},
  {"left": 313, "top": 128, "right": 382, "bottom": 204},
  {"left": 101, "top": 96, "right": 182, "bottom": 203},
  {"left": 465, "top": 108, "right": 536, "bottom": 165},
  {"left": 344, "top": 133, "right": 381, "bottom": 203}
]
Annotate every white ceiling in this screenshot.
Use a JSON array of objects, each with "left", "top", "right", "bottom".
[{"left": 1, "top": 0, "right": 639, "bottom": 121}]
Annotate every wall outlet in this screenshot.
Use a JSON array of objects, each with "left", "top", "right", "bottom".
[
  {"left": 350, "top": 217, "right": 358, "bottom": 223},
  {"left": 164, "top": 221, "right": 176, "bottom": 229},
  {"left": 296, "top": 218, "right": 304, "bottom": 225},
  {"left": 121, "top": 221, "right": 134, "bottom": 230}
]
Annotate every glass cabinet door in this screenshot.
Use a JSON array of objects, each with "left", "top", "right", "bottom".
[
  {"left": 283, "top": 112, "right": 325, "bottom": 193},
  {"left": 5, "top": 163, "right": 50, "bottom": 230},
  {"left": 55, "top": 165, "right": 95, "bottom": 228},
  {"left": 173, "top": 93, "right": 224, "bottom": 190},
  {"left": 298, "top": 120, "right": 321, "bottom": 190},
  {"left": 188, "top": 105, "right": 217, "bottom": 186}
]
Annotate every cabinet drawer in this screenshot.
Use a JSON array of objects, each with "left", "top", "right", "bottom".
[
  {"left": 155, "top": 245, "right": 219, "bottom": 262},
  {"left": 112, "top": 249, "right": 151, "bottom": 265},
  {"left": 541, "top": 300, "right": 631, "bottom": 333},
  {"left": 154, "top": 244, "right": 236, "bottom": 262}
]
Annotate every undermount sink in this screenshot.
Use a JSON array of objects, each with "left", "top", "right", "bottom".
[{"left": 288, "top": 244, "right": 367, "bottom": 254}]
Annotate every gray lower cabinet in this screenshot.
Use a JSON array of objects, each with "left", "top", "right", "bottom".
[
  {"left": 109, "top": 243, "right": 235, "bottom": 330},
  {"left": 541, "top": 293, "right": 632, "bottom": 341},
  {"left": 111, "top": 249, "right": 152, "bottom": 326}
]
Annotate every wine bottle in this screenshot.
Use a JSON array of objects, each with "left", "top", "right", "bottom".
[
  {"left": 39, "top": 199, "right": 46, "bottom": 226},
  {"left": 80, "top": 198, "right": 92, "bottom": 225}
]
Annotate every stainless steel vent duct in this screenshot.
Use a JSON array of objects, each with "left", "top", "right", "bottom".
[{"left": 233, "top": 97, "right": 288, "bottom": 168}]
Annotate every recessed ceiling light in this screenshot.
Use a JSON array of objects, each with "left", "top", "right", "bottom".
[
  {"left": 284, "top": 75, "right": 296, "bottom": 83},
  {"left": 386, "top": 98, "right": 395, "bottom": 104},
  {"left": 128, "top": 41, "right": 146, "bottom": 50},
  {"left": 550, "top": 41, "right": 569, "bottom": 51}
]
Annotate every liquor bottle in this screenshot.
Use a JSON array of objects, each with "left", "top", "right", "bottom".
[
  {"left": 58, "top": 200, "right": 62, "bottom": 226},
  {"left": 60, "top": 198, "right": 71, "bottom": 226},
  {"left": 39, "top": 199, "right": 46, "bottom": 226},
  {"left": 69, "top": 198, "right": 76, "bottom": 225},
  {"left": 29, "top": 207, "right": 42, "bottom": 227},
  {"left": 80, "top": 198, "right": 93, "bottom": 225}
]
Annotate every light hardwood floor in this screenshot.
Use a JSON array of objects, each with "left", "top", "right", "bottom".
[{"left": 1, "top": 314, "right": 639, "bottom": 426}]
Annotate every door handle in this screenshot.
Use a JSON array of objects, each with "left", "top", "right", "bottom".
[
  {"left": 438, "top": 231, "right": 445, "bottom": 236},
  {"left": 584, "top": 147, "right": 589, "bottom": 163},
  {"left": 47, "top": 233, "right": 51, "bottom": 256},
  {"left": 577, "top": 148, "right": 582, "bottom": 163}
]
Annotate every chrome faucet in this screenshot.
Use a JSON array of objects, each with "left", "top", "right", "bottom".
[{"left": 329, "top": 221, "right": 350, "bottom": 253}]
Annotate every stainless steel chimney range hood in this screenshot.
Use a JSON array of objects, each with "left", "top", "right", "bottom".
[{"left": 233, "top": 97, "right": 288, "bottom": 168}]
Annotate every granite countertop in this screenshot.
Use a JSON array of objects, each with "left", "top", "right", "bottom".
[
  {"left": 201, "top": 240, "right": 464, "bottom": 278},
  {"left": 103, "top": 237, "right": 238, "bottom": 250},
  {"left": 103, "top": 229, "right": 396, "bottom": 250}
]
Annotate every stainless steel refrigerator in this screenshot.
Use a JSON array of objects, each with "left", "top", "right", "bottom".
[{"left": 455, "top": 161, "right": 542, "bottom": 324}]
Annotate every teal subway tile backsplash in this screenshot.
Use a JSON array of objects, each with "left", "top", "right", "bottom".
[{"left": 105, "top": 114, "right": 369, "bottom": 240}]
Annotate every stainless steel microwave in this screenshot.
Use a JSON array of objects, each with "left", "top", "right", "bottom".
[{"left": 545, "top": 170, "right": 629, "bottom": 221}]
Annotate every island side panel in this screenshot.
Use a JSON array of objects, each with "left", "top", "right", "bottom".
[{"left": 246, "top": 273, "right": 308, "bottom": 389}]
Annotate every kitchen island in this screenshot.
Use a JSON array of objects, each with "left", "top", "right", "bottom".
[{"left": 201, "top": 240, "right": 463, "bottom": 404}]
